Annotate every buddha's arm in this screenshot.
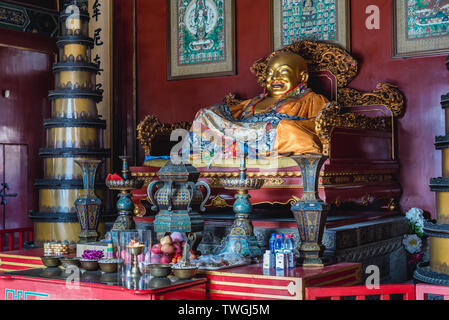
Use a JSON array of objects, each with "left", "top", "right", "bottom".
[
  {"left": 229, "top": 99, "right": 253, "bottom": 120},
  {"left": 273, "top": 94, "right": 329, "bottom": 155},
  {"left": 305, "top": 93, "right": 329, "bottom": 119}
]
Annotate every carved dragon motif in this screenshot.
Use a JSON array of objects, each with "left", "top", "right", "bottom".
[{"left": 338, "top": 83, "right": 406, "bottom": 117}]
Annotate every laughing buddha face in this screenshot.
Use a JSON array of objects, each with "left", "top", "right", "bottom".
[{"left": 265, "top": 52, "right": 309, "bottom": 99}]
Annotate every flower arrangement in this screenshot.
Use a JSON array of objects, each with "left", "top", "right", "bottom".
[
  {"left": 81, "top": 250, "right": 104, "bottom": 261},
  {"left": 403, "top": 208, "right": 428, "bottom": 268},
  {"left": 406, "top": 207, "right": 425, "bottom": 237}
]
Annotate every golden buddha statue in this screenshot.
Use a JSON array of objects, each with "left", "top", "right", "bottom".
[{"left": 183, "top": 51, "right": 329, "bottom": 162}]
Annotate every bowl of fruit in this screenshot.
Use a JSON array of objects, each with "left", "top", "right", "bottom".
[{"left": 149, "top": 232, "right": 198, "bottom": 265}]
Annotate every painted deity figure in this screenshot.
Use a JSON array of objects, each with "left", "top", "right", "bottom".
[
  {"left": 182, "top": 52, "right": 329, "bottom": 163},
  {"left": 194, "top": 0, "right": 208, "bottom": 40}
]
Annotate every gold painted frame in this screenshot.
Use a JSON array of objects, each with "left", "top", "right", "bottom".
[
  {"left": 270, "top": 0, "right": 351, "bottom": 51},
  {"left": 167, "top": 0, "right": 236, "bottom": 80},
  {"left": 393, "top": 0, "right": 449, "bottom": 58}
]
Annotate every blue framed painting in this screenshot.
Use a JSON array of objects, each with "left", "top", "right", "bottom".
[
  {"left": 270, "top": 0, "right": 351, "bottom": 51},
  {"left": 394, "top": 0, "right": 449, "bottom": 57},
  {"left": 167, "top": 0, "right": 236, "bottom": 80}
]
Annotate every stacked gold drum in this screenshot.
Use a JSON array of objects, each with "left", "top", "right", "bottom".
[
  {"left": 30, "top": 0, "right": 110, "bottom": 244},
  {"left": 414, "top": 55, "right": 449, "bottom": 285}
]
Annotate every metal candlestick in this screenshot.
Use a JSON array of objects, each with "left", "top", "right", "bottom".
[
  {"left": 128, "top": 245, "right": 144, "bottom": 278},
  {"left": 106, "top": 155, "right": 144, "bottom": 231},
  {"left": 215, "top": 150, "right": 264, "bottom": 257},
  {"left": 120, "top": 155, "right": 130, "bottom": 180}
]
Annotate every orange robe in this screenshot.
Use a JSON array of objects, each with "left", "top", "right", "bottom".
[{"left": 229, "top": 92, "right": 329, "bottom": 155}]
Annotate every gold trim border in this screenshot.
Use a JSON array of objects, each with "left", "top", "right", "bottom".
[
  {"left": 208, "top": 289, "right": 299, "bottom": 300},
  {"left": 209, "top": 280, "right": 300, "bottom": 295}
]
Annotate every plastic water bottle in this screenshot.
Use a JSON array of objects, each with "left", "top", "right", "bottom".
[
  {"left": 269, "top": 233, "right": 277, "bottom": 268},
  {"left": 263, "top": 250, "right": 273, "bottom": 269},
  {"left": 269, "top": 233, "right": 277, "bottom": 252},
  {"left": 284, "top": 235, "right": 295, "bottom": 269},
  {"left": 275, "top": 234, "right": 286, "bottom": 270},
  {"left": 290, "top": 235, "right": 297, "bottom": 268},
  {"left": 274, "top": 234, "right": 284, "bottom": 253}
]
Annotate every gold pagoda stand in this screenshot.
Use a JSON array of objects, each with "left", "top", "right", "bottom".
[{"left": 30, "top": 0, "right": 110, "bottom": 244}]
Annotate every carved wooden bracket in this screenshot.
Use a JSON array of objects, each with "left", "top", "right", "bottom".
[
  {"left": 338, "top": 83, "right": 406, "bottom": 118},
  {"left": 137, "top": 114, "right": 191, "bottom": 156}
]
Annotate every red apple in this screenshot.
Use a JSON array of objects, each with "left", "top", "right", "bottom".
[
  {"left": 160, "top": 254, "right": 171, "bottom": 264},
  {"left": 173, "top": 242, "right": 182, "bottom": 254},
  {"left": 161, "top": 244, "right": 175, "bottom": 256},
  {"left": 151, "top": 243, "right": 162, "bottom": 255}
]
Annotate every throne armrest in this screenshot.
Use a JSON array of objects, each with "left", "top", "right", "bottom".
[
  {"left": 137, "top": 115, "right": 191, "bottom": 156},
  {"left": 316, "top": 83, "right": 405, "bottom": 157}
]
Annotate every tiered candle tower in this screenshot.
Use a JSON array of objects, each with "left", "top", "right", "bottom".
[
  {"left": 415, "top": 55, "right": 449, "bottom": 285},
  {"left": 31, "top": 0, "right": 110, "bottom": 244}
]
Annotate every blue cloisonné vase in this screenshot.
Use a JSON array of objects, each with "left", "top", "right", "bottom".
[{"left": 74, "top": 160, "right": 102, "bottom": 243}]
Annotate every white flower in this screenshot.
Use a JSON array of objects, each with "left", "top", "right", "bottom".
[
  {"left": 405, "top": 207, "right": 425, "bottom": 234},
  {"left": 406, "top": 208, "right": 424, "bottom": 225},
  {"left": 403, "top": 234, "right": 422, "bottom": 254}
]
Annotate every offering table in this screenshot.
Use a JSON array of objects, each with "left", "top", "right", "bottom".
[
  {"left": 0, "top": 249, "right": 360, "bottom": 300},
  {"left": 202, "top": 262, "right": 361, "bottom": 300},
  {"left": 0, "top": 268, "right": 206, "bottom": 300}
]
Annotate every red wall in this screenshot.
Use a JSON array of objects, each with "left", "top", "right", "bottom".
[
  {"left": 350, "top": 0, "right": 449, "bottom": 216},
  {"left": 136, "top": 0, "right": 270, "bottom": 124},
  {"left": 136, "top": 0, "right": 449, "bottom": 216}
]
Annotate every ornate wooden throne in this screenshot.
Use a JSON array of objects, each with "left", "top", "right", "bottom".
[{"left": 130, "top": 41, "right": 405, "bottom": 223}]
